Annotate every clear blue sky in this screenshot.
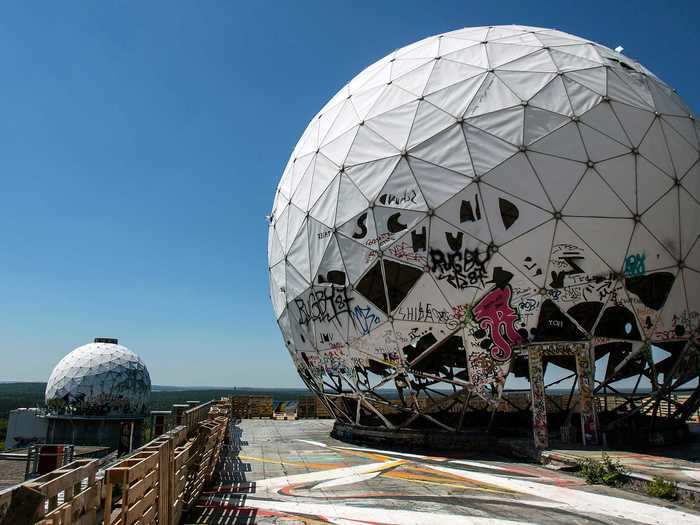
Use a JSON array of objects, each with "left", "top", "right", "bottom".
[{"left": 0, "top": 1, "right": 697, "bottom": 387}]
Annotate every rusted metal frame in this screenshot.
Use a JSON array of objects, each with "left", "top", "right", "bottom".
[
  {"left": 672, "top": 387, "right": 700, "bottom": 421},
  {"left": 359, "top": 389, "right": 395, "bottom": 407},
  {"left": 318, "top": 393, "right": 357, "bottom": 423},
  {"left": 499, "top": 392, "right": 529, "bottom": 413},
  {"left": 564, "top": 374, "right": 579, "bottom": 413},
  {"left": 619, "top": 340, "right": 694, "bottom": 429},
  {"left": 457, "top": 391, "right": 473, "bottom": 430},
  {"left": 608, "top": 340, "right": 649, "bottom": 380},
  {"left": 420, "top": 387, "right": 469, "bottom": 414},
  {"left": 397, "top": 409, "right": 422, "bottom": 429},
  {"left": 359, "top": 397, "right": 396, "bottom": 429},
  {"left": 421, "top": 413, "right": 456, "bottom": 431},
  {"left": 544, "top": 371, "right": 577, "bottom": 390},
  {"left": 412, "top": 370, "right": 491, "bottom": 405},
  {"left": 604, "top": 388, "right": 676, "bottom": 431}
]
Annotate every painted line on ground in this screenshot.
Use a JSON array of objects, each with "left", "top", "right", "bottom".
[
  {"left": 226, "top": 497, "right": 537, "bottom": 525},
  {"left": 430, "top": 464, "right": 700, "bottom": 525}
]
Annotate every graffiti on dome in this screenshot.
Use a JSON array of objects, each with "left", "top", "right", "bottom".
[
  {"left": 395, "top": 302, "right": 461, "bottom": 330},
  {"left": 294, "top": 286, "right": 353, "bottom": 328},
  {"left": 268, "top": 22, "right": 700, "bottom": 443},
  {"left": 624, "top": 253, "right": 646, "bottom": 277},
  {"left": 471, "top": 267, "right": 525, "bottom": 362},
  {"left": 429, "top": 245, "right": 491, "bottom": 290},
  {"left": 378, "top": 188, "right": 419, "bottom": 207},
  {"left": 353, "top": 305, "right": 381, "bottom": 335}
]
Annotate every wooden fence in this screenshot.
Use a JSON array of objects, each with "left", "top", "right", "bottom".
[
  {"left": 0, "top": 399, "right": 230, "bottom": 525},
  {"left": 0, "top": 458, "right": 100, "bottom": 525}
]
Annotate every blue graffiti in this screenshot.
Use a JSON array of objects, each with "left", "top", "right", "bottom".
[
  {"left": 624, "top": 253, "right": 646, "bottom": 277},
  {"left": 353, "top": 305, "right": 381, "bottom": 335}
]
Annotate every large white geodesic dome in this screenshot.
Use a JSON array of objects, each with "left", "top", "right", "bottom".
[
  {"left": 45, "top": 339, "right": 151, "bottom": 417},
  {"left": 268, "top": 25, "right": 700, "bottom": 431}
]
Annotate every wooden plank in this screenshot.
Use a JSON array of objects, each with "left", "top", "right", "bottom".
[
  {"left": 158, "top": 438, "right": 171, "bottom": 525},
  {"left": 106, "top": 452, "right": 158, "bottom": 486},
  {"left": 126, "top": 487, "right": 157, "bottom": 525},
  {"left": 124, "top": 468, "right": 157, "bottom": 505},
  {"left": 0, "top": 486, "right": 44, "bottom": 525},
  {"left": 30, "top": 460, "right": 97, "bottom": 500},
  {"left": 140, "top": 503, "right": 156, "bottom": 525},
  {"left": 102, "top": 479, "right": 114, "bottom": 525}
]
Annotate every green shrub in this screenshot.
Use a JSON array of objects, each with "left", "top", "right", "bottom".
[
  {"left": 577, "top": 452, "right": 628, "bottom": 487},
  {"left": 646, "top": 476, "right": 677, "bottom": 500}
]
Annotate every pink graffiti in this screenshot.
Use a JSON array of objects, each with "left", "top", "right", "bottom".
[{"left": 473, "top": 286, "right": 523, "bottom": 361}]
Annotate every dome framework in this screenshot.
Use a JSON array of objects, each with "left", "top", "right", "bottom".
[
  {"left": 268, "top": 25, "right": 700, "bottom": 447},
  {"left": 46, "top": 339, "right": 151, "bottom": 418}
]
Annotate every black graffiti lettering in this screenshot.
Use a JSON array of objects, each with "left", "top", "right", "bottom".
[
  {"left": 523, "top": 256, "right": 543, "bottom": 277},
  {"left": 352, "top": 213, "right": 368, "bottom": 239},
  {"left": 378, "top": 189, "right": 418, "bottom": 206},
  {"left": 387, "top": 212, "right": 407, "bottom": 233},
  {"left": 411, "top": 226, "right": 427, "bottom": 252},
  {"left": 498, "top": 197, "right": 519, "bottom": 230},
  {"left": 396, "top": 302, "right": 460, "bottom": 329},
  {"left": 550, "top": 255, "right": 585, "bottom": 289},
  {"left": 430, "top": 249, "right": 447, "bottom": 272},
  {"left": 295, "top": 286, "right": 353, "bottom": 327},
  {"left": 460, "top": 195, "right": 482, "bottom": 222},
  {"left": 445, "top": 231, "right": 463, "bottom": 251},
  {"left": 429, "top": 248, "right": 491, "bottom": 290}
]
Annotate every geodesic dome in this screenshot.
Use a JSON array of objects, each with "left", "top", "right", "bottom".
[
  {"left": 46, "top": 339, "right": 151, "bottom": 417},
  {"left": 268, "top": 25, "right": 700, "bottom": 434}
]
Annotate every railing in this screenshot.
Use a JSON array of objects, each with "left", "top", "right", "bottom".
[
  {"left": 182, "top": 401, "right": 214, "bottom": 436},
  {"left": 0, "top": 458, "right": 100, "bottom": 525},
  {"left": 0, "top": 398, "right": 231, "bottom": 525}
]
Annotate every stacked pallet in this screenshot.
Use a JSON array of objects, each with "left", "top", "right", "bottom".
[
  {"left": 103, "top": 450, "right": 159, "bottom": 524},
  {"left": 102, "top": 407, "right": 229, "bottom": 525},
  {"left": 12, "top": 458, "right": 99, "bottom": 525},
  {"left": 230, "top": 395, "right": 273, "bottom": 419},
  {"left": 296, "top": 396, "right": 332, "bottom": 419}
]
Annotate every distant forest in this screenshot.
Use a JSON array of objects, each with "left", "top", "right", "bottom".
[{"left": 0, "top": 382, "right": 311, "bottom": 419}]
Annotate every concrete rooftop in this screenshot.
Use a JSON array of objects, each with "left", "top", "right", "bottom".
[{"left": 184, "top": 419, "right": 700, "bottom": 524}]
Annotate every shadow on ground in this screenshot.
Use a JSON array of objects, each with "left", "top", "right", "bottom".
[{"left": 183, "top": 420, "right": 257, "bottom": 524}]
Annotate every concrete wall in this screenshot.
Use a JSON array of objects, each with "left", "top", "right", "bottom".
[
  {"left": 46, "top": 418, "right": 144, "bottom": 452},
  {"left": 5, "top": 408, "right": 48, "bottom": 449}
]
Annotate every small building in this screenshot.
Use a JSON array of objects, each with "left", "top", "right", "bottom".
[{"left": 4, "top": 408, "right": 48, "bottom": 450}]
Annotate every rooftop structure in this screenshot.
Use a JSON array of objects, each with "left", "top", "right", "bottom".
[
  {"left": 43, "top": 338, "right": 151, "bottom": 451},
  {"left": 267, "top": 25, "right": 700, "bottom": 448},
  {"left": 45, "top": 338, "right": 151, "bottom": 418}
]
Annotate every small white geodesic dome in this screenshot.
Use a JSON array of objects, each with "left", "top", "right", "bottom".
[
  {"left": 45, "top": 339, "right": 151, "bottom": 417},
  {"left": 268, "top": 25, "right": 700, "bottom": 430}
]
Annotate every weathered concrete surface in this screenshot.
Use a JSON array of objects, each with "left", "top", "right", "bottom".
[
  {"left": 184, "top": 420, "right": 700, "bottom": 524},
  {"left": 542, "top": 445, "right": 700, "bottom": 507},
  {"left": 543, "top": 440, "right": 700, "bottom": 488},
  {"left": 0, "top": 459, "right": 25, "bottom": 491}
]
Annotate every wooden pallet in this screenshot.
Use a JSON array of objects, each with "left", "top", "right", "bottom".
[
  {"left": 0, "top": 458, "right": 100, "bottom": 525},
  {"left": 230, "top": 395, "right": 272, "bottom": 419}
]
